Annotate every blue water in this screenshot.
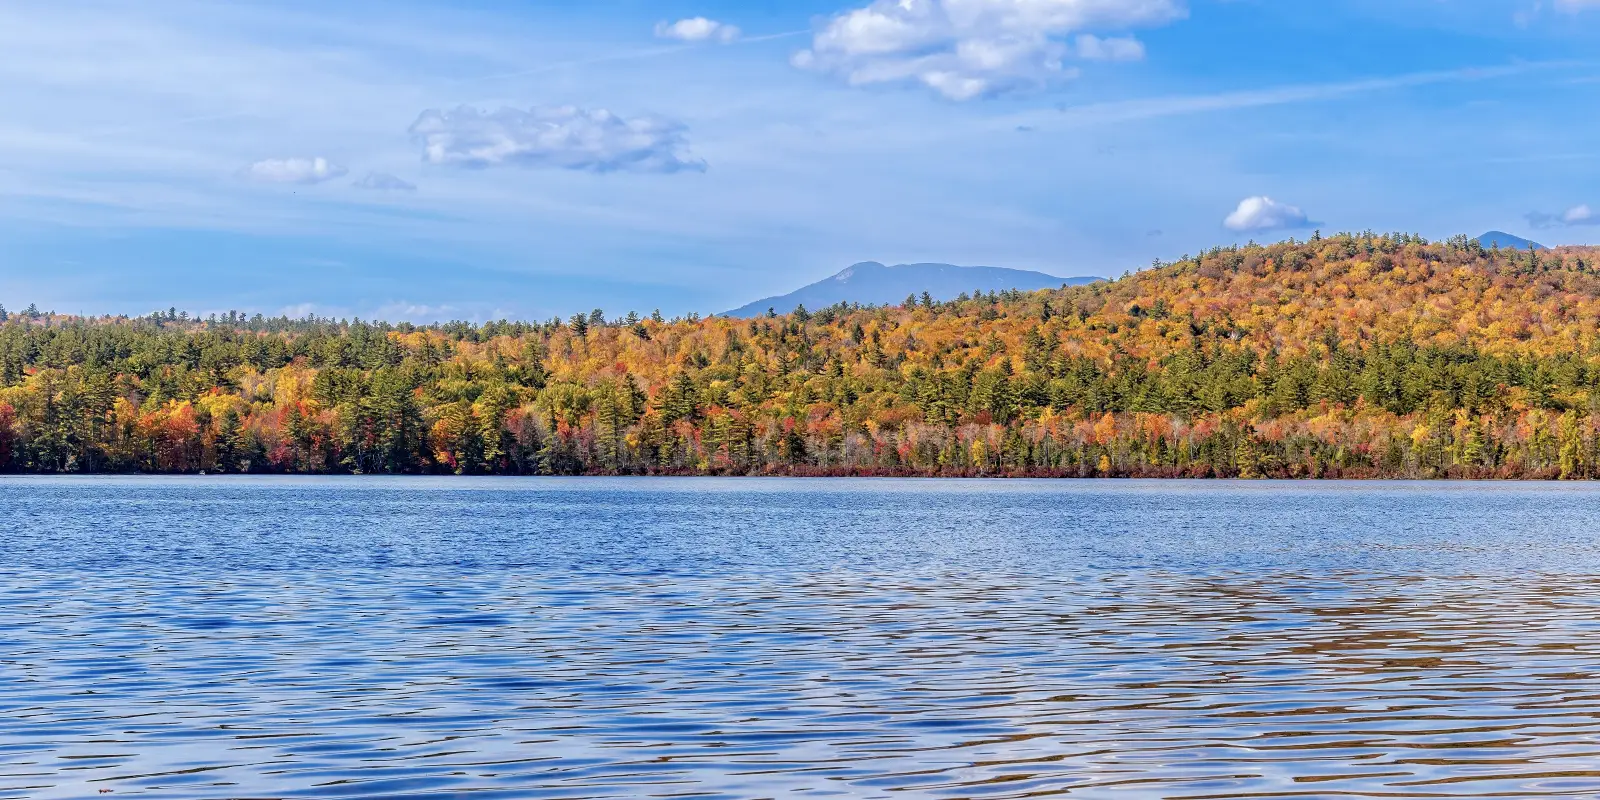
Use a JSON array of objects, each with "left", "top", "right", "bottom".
[{"left": 4, "top": 477, "right": 1600, "bottom": 798}]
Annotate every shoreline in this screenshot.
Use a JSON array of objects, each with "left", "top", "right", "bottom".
[{"left": 0, "top": 467, "right": 1580, "bottom": 481}]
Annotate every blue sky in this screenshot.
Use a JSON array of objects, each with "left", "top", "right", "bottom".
[{"left": 2, "top": 0, "right": 1599, "bottom": 322}]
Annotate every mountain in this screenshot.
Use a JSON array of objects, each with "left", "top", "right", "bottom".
[
  {"left": 722, "top": 261, "right": 1101, "bottom": 318},
  {"left": 1478, "top": 231, "right": 1545, "bottom": 250}
]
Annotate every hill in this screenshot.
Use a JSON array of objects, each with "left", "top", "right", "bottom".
[
  {"left": 1478, "top": 231, "right": 1545, "bottom": 250},
  {"left": 3, "top": 232, "right": 1600, "bottom": 479},
  {"left": 722, "top": 261, "right": 1099, "bottom": 318}
]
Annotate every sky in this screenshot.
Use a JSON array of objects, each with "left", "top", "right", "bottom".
[{"left": 2, "top": 0, "right": 1599, "bottom": 322}]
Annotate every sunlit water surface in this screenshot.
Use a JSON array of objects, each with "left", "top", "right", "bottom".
[{"left": 4, "top": 478, "right": 1600, "bottom": 799}]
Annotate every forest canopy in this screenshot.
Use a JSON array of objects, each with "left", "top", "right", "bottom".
[{"left": 4, "top": 232, "right": 1600, "bottom": 479}]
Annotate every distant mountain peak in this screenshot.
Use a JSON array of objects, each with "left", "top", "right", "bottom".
[
  {"left": 722, "top": 261, "right": 1101, "bottom": 318},
  {"left": 1478, "top": 231, "right": 1545, "bottom": 251},
  {"left": 832, "top": 262, "right": 881, "bottom": 282}
]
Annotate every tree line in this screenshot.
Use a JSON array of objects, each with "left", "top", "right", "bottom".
[{"left": 4, "top": 232, "right": 1600, "bottom": 478}]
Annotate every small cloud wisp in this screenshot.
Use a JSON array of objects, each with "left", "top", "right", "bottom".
[
  {"left": 1224, "top": 196, "right": 1312, "bottom": 232},
  {"left": 240, "top": 157, "right": 348, "bottom": 185},
  {"left": 409, "top": 106, "right": 707, "bottom": 174},
  {"left": 1527, "top": 204, "right": 1598, "bottom": 228},
  {"left": 655, "top": 17, "right": 741, "bottom": 43}
]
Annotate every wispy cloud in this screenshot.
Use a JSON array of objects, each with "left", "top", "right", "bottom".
[
  {"left": 815, "top": 60, "right": 1587, "bottom": 153},
  {"left": 1032, "top": 62, "right": 1576, "bottom": 130},
  {"left": 240, "top": 157, "right": 347, "bottom": 185},
  {"left": 1481, "top": 151, "right": 1600, "bottom": 164},
  {"left": 1527, "top": 203, "right": 1599, "bottom": 228},
  {"left": 1073, "top": 34, "right": 1146, "bottom": 62},
  {"left": 409, "top": 106, "right": 707, "bottom": 174},
  {"left": 655, "top": 17, "right": 740, "bottom": 43}
]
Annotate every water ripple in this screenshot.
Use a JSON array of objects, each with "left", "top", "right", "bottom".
[{"left": 3, "top": 478, "right": 1600, "bottom": 798}]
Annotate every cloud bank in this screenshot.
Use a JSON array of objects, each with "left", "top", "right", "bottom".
[
  {"left": 240, "top": 157, "right": 348, "bottom": 185},
  {"left": 1224, "top": 196, "right": 1311, "bottom": 232},
  {"left": 655, "top": 17, "right": 741, "bottom": 43},
  {"left": 408, "top": 106, "right": 707, "bottom": 174},
  {"left": 353, "top": 172, "right": 418, "bottom": 192},
  {"left": 1527, "top": 203, "right": 1598, "bottom": 228},
  {"left": 1073, "top": 34, "right": 1145, "bottom": 61},
  {"left": 792, "top": 0, "right": 1185, "bottom": 100}
]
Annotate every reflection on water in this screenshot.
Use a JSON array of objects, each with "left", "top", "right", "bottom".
[{"left": 4, "top": 478, "right": 1600, "bottom": 798}]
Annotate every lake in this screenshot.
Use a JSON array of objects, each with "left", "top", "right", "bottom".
[{"left": 4, "top": 477, "right": 1600, "bottom": 799}]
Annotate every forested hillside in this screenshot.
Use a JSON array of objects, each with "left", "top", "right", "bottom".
[{"left": 4, "top": 232, "right": 1600, "bottom": 478}]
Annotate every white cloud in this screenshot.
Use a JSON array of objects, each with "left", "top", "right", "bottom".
[
  {"left": 352, "top": 171, "right": 417, "bottom": 192},
  {"left": 240, "top": 157, "right": 347, "bottom": 184},
  {"left": 1074, "top": 34, "right": 1145, "bottom": 62},
  {"left": 655, "top": 17, "right": 741, "bottom": 43},
  {"left": 1223, "top": 196, "right": 1310, "bottom": 232},
  {"left": 409, "top": 106, "right": 707, "bottom": 174},
  {"left": 1528, "top": 203, "right": 1598, "bottom": 228},
  {"left": 372, "top": 301, "right": 461, "bottom": 322},
  {"left": 793, "top": 0, "right": 1183, "bottom": 99},
  {"left": 278, "top": 302, "right": 318, "bottom": 319},
  {"left": 1555, "top": 0, "right": 1600, "bottom": 12},
  {"left": 275, "top": 300, "right": 490, "bottom": 323}
]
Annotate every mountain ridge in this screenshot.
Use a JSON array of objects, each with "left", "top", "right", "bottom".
[
  {"left": 1477, "top": 231, "right": 1545, "bottom": 251},
  {"left": 722, "top": 261, "right": 1100, "bottom": 318}
]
